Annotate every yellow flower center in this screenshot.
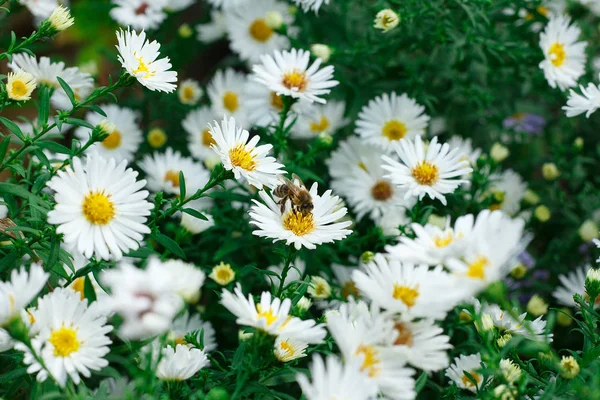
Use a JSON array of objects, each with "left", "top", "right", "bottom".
[
  {"left": 182, "top": 86, "right": 195, "bottom": 101},
  {"left": 10, "top": 80, "right": 28, "bottom": 98},
  {"left": 82, "top": 191, "right": 115, "bottom": 225},
  {"left": 202, "top": 129, "right": 216, "bottom": 147},
  {"left": 355, "top": 344, "right": 381, "bottom": 377},
  {"left": 223, "top": 91, "right": 239, "bottom": 112},
  {"left": 175, "top": 337, "right": 186, "bottom": 345},
  {"left": 371, "top": 180, "right": 393, "bottom": 201},
  {"left": 49, "top": 327, "right": 81, "bottom": 357},
  {"left": 102, "top": 130, "right": 122, "bottom": 149},
  {"left": 433, "top": 232, "right": 454, "bottom": 248},
  {"left": 310, "top": 116, "right": 330, "bottom": 133},
  {"left": 279, "top": 340, "right": 294, "bottom": 355},
  {"left": 133, "top": 55, "right": 155, "bottom": 78},
  {"left": 282, "top": 210, "right": 316, "bottom": 236},
  {"left": 216, "top": 268, "right": 233, "bottom": 282},
  {"left": 392, "top": 284, "right": 419, "bottom": 307},
  {"left": 229, "top": 144, "right": 257, "bottom": 171},
  {"left": 282, "top": 71, "right": 308, "bottom": 91},
  {"left": 249, "top": 19, "right": 274, "bottom": 42},
  {"left": 71, "top": 277, "right": 85, "bottom": 300},
  {"left": 548, "top": 42, "right": 566, "bottom": 67},
  {"left": 393, "top": 322, "right": 413, "bottom": 346},
  {"left": 270, "top": 92, "right": 284, "bottom": 110},
  {"left": 537, "top": 6, "right": 549, "bottom": 16},
  {"left": 164, "top": 169, "right": 181, "bottom": 188},
  {"left": 382, "top": 120, "right": 407, "bottom": 141},
  {"left": 256, "top": 304, "right": 278, "bottom": 326},
  {"left": 461, "top": 371, "right": 480, "bottom": 387},
  {"left": 148, "top": 128, "right": 167, "bottom": 148},
  {"left": 341, "top": 281, "right": 359, "bottom": 298},
  {"left": 358, "top": 161, "right": 367, "bottom": 171},
  {"left": 411, "top": 161, "right": 439, "bottom": 185},
  {"left": 466, "top": 256, "right": 490, "bottom": 279}
]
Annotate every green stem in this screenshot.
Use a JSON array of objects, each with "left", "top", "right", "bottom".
[
  {"left": 272, "top": 96, "right": 297, "bottom": 159},
  {"left": 277, "top": 246, "right": 297, "bottom": 296}
]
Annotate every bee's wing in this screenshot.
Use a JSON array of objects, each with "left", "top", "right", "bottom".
[
  {"left": 278, "top": 176, "right": 293, "bottom": 186},
  {"left": 291, "top": 173, "right": 306, "bottom": 189}
]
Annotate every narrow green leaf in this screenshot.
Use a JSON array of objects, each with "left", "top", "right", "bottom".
[
  {"left": 83, "top": 104, "right": 107, "bottom": 117},
  {"left": 84, "top": 276, "right": 97, "bottom": 302},
  {"left": 0, "top": 136, "right": 10, "bottom": 161},
  {"left": 0, "top": 182, "right": 41, "bottom": 204},
  {"left": 0, "top": 116, "right": 26, "bottom": 141},
  {"left": 56, "top": 76, "right": 77, "bottom": 106},
  {"left": 36, "top": 140, "right": 71, "bottom": 154},
  {"left": 151, "top": 232, "right": 186, "bottom": 259},
  {"left": 415, "top": 371, "right": 428, "bottom": 393},
  {"left": 182, "top": 208, "right": 208, "bottom": 221},
  {"left": 63, "top": 118, "right": 94, "bottom": 129},
  {"left": 179, "top": 171, "right": 186, "bottom": 199},
  {"left": 37, "top": 85, "right": 51, "bottom": 126}
]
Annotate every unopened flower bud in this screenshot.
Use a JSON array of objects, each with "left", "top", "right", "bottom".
[
  {"left": 361, "top": 251, "right": 375, "bottom": 264},
  {"left": 147, "top": 127, "right": 167, "bottom": 148},
  {"left": 523, "top": 189, "right": 540, "bottom": 205},
  {"left": 490, "top": 143, "right": 509, "bottom": 162},
  {"left": 542, "top": 163, "right": 560, "bottom": 180},
  {"left": 265, "top": 11, "right": 284, "bottom": 29},
  {"left": 308, "top": 276, "right": 331, "bottom": 299},
  {"left": 178, "top": 23, "right": 193, "bottom": 38},
  {"left": 534, "top": 205, "right": 551, "bottom": 222},
  {"left": 311, "top": 44, "right": 332, "bottom": 62},
  {"left": 559, "top": 356, "right": 579, "bottom": 379},
  {"left": 374, "top": 9, "right": 399, "bottom": 32},
  {"left": 578, "top": 220, "right": 599, "bottom": 242},
  {"left": 526, "top": 295, "right": 548, "bottom": 316}
]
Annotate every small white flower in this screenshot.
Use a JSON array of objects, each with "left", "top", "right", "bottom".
[
  {"left": 210, "top": 262, "right": 236, "bottom": 285},
  {"left": 178, "top": 78, "right": 203, "bottom": 105},
  {"left": 46, "top": 153, "right": 153, "bottom": 260},
  {"left": 0, "top": 263, "right": 48, "bottom": 327},
  {"left": 110, "top": 0, "right": 168, "bottom": 30},
  {"left": 307, "top": 276, "right": 331, "bottom": 299},
  {"left": 563, "top": 80, "right": 600, "bottom": 118},
  {"left": 196, "top": 10, "right": 227, "bottom": 43},
  {"left": 382, "top": 136, "right": 472, "bottom": 205},
  {"left": 552, "top": 266, "right": 588, "bottom": 307},
  {"left": 47, "top": 5, "right": 74, "bottom": 32},
  {"left": 116, "top": 28, "right": 177, "bottom": 93},
  {"left": 445, "top": 353, "right": 486, "bottom": 392},
  {"left": 166, "top": 0, "right": 194, "bottom": 11},
  {"left": 155, "top": 258, "right": 206, "bottom": 303},
  {"left": 390, "top": 319, "right": 452, "bottom": 372},
  {"left": 207, "top": 69, "right": 249, "bottom": 126},
  {"left": 5, "top": 70, "right": 37, "bottom": 101},
  {"left": 156, "top": 344, "right": 209, "bottom": 381},
  {"left": 326, "top": 136, "right": 378, "bottom": 194},
  {"left": 253, "top": 48, "right": 339, "bottom": 104},
  {"left": 169, "top": 311, "right": 217, "bottom": 352},
  {"left": 180, "top": 199, "right": 215, "bottom": 235},
  {"left": 355, "top": 92, "right": 430, "bottom": 151},
  {"left": 249, "top": 182, "right": 352, "bottom": 250},
  {"left": 487, "top": 169, "right": 527, "bottom": 216},
  {"left": 293, "top": 100, "right": 349, "bottom": 139},
  {"left": 208, "top": 116, "right": 285, "bottom": 189},
  {"left": 539, "top": 14, "right": 587, "bottom": 90},
  {"left": 139, "top": 147, "right": 210, "bottom": 195},
  {"left": 183, "top": 106, "right": 219, "bottom": 163},
  {"left": 16, "top": 288, "right": 112, "bottom": 387},
  {"left": 74, "top": 104, "right": 143, "bottom": 163},
  {"left": 274, "top": 336, "right": 308, "bottom": 362}
]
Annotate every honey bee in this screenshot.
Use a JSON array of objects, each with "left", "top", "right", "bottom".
[{"left": 273, "top": 174, "right": 314, "bottom": 216}]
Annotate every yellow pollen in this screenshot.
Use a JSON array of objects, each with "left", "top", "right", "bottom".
[
  {"left": 461, "top": 371, "right": 480, "bottom": 387},
  {"left": 433, "top": 232, "right": 454, "bottom": 248},
  {"left": 11, "top": 80, "right": 28, "bottom": 98},
  {"left": 223, "top": 91, "right": 239, "bottom": 112},
  {"left": 164, "top": 170, "right": 181, "bottom": 187},
  {"left": 341, "top": 281, "right": 359, "bottom": 298},
  {"left": 282, "top": 71, "right": 308, "bottom": 91},
  {"left": 216, "top": 268, "right": 233, "bottom": 282},
  {"left": 371, "top": 180, "right": 393, "bottom": 201},
  {"left": 310, "top": 116, "right": 330, "bottom": 133},
  {"left": 355, "top": 345, "right": 381, "bottom": 377},
  {"left": 49, "top": 327, "right": 81, "bottom": 357},
  {"left": 256, "top": 304, "right": 278, "bottom": 326},
  {"left": 133, "top": 55, "right": 155, "bottom": 78},
  {"left": 182, "top": 86, "right": 195, "bottom": 100},
  {"left": 358, "top": 162, "right": 367, "bottom": 171},
  {"left": 537, "top": 6, "right": 549, "bottom": 16},
  {"left": 148, "top": 128, "right": 167, "bottom": 148},
  {"left": 270, "top": 92, "right": 284, "bottom": 110},
  {"left": 27, "top": 309, "right": 36, "bottom": 324},
  {"left": 393, "top": 322, "right": 413, "bottom": 346},
  {"left": 202, "top": 129, "right": 216, "bottom": 147},
  {"left": 392, "top": 284, "right": 419, "bottom": 307},
  {"left": 382, "top": 120, "right": 407, "bottom": 141},
  {"left": 548, "top": 42, "right": 566, "bottom": 67},
  {"left": 71, "top": 277, "right": 85, "bottom": 300},
  {"left": 467, "top": 256, "right": 490, "bottom": 279},
  {"left": 411, "top": 161, "right": 439, "bottom": 186},
  {"left": 229, "top": 144, "right": 257, "bottom": 171},
  {"left": 249, "top": 19, "right": 274, "bottom": 42},
  {"left": 102, "top": 130, "right": 122, "bottom": 150},
  {"left": 8, "top": 293, "right": 15, "bottom": 313},
  {"left": 82, "top": 191, "right": 115, "bottom": 225},
  {"left": 282, "top": 210, "right": 316, "bottom": 236},
  {"left": 175, "top": 337, "right": 186, "bottom": 345},
  {"left": 279, "top": 340, "right": 294, "bottom": 355}
]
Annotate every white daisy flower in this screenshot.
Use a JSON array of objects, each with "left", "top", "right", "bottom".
[
  {"left": 178, "top": 78, "right": 203, "bottom": 105},
  {"left": 291, "top": 0, "right": 329, "bottom": 13},
  {"left": 445, "top": 353, "right": 486, "bottom": 393},
  {"left": 353, "top": 254, "right": 460, "bottom": 320},
  {"left": 139, "top": 147, "right": 210, "bottom": 195},
  {"left": 16, "top": 288, "right": 112, "bottom": 387},
  {"left": 207, "top": 0, "right": 250, "bottom": 8},
  {"left": 552, "top": 266, "right": 589, "bottom": 307},
  {"left": 5, "top": 70, "right": 37, "bottom": 101},
  {"left": 51, "top": 65, "right": 94, "bottom": 110},
  {"left": 207, "top": 69, "right": 249, "bottom": 126},
  {"left": 326, "top": 302, "right": 416, "bottom": 400},
  {"left": 9, "top": 54, "right": 65, "bottom": 88},
  {"left": 446, "top": 136, "right": 482, "bottom": 167},
  {"left": 196, "top": 10, "right": 227, "bottom": 43},
  {"left": 165, "top": 0, "right": 194, "bottom": 11},
  {"left": 292, "top": 100, "right": 349, "bottom": 139},
  {"left": 101, "top": 262, "right": 184, "bottom": 339},
  {"left": 265, "top": 258, "right": 306, "bottom": 288},
  {"left": 326, "top": 137, "right": 378, "bottom": 195},
  {"left": 355, "top": 92, "right": 430, "bottom": 151},
  {"left": 208, "top": 115, "right": 285, "bottom": 189},
  {"left": 74, "top": 104, "right": 143, "bottom": 163},
  {"left": 0, "top": 263, "right": 48, "bottom": 327},
  {"left": 46, "top": 153, "right": 152, "bottom": 260},
  {"left": 156, "top": 344, "right": 209, "bottom": 381},
  {"left": 563, "top": 80, "right": 600, "bottom": 118},
  {"left": 168, "top": 311, "right": 217, "bottom": 352},
  {"left": 110, "top": 0, "right": 167, "bottom": 30},
  {"left": 244, "top": 81, "right": 289, "bottom": 127},
  {"left": 539, "top": 14, "right": 587, "bottom": 90},
  {"left": 249, "top": 182, "right": 352, "bottom": 250},
  {"left": 116, "top": 28, "right": 177, "bottom": 93},
  {"left": 390, "top": 318, "right": 452, "bottom": 372},
  {"left": 386, "top": 214, "right": 475, "bottom": 265},
  {"left": 182, "top": 106, "right": 219, "bottom": 164},
  {"left": 488, "top": 169, "right": 527, "bottom": 216},
  {"left": 151, "top": 258, "right": 205, "bottom": 303},
  {"left": 382, "top": 135, "right": 472, "bottom": 205},
  {"left": 225, "top": 0, "right": 293, "bottom": 63},
  {"left": 332, "top": 263, "right": 360, "bottom": 300},
  {"left": 297, "top": 355, "right": 378, "bottom": 400},
  {"left": 274, "top": 335, "right": 308, "bottom": 362},
  {"left": 253, "top": 48, "right": 339, "bottom": 104},
  {"left": 336, "top": 146, "right": 415, "bottom": 221},
  {"left": 180, "top": 198, "right": 216, "bottom": 235}
]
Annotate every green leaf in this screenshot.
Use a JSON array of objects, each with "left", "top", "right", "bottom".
[
  {"left": 415, "top": 371, "right": 428, "bottom": 393},
  {"left": 0, "top": 135, "right": 10, "bottom": 161},
  {"left": 36, "top": 140, "right": 71, "bottom": 154},
  {"left": 151, "top": 232, "right": 186, "bottom": 259},
  {"left": 0, "top": 116, "right": 26, "bottom": 141},
  {"left": 182, "top": 208, "right": 208, "bottom": 221},
  {"left": 179, "top": 171, "right": 186, "bottom": 199},
  {"left": 63, "top": 117, "right": 94, "bottom": 129},
  {"left": 83, "top": 104, "right": 107, "bottom": 117},
  {"left": 0, "top": 182, "right": 41, "bottom": 205},
  {"left": 56, "top": 76, "right": 77, "bottom": 107},
  {"left": 84, "top": 276, "right": 97, "bottom": 302},
  {"left": 37, "top": 85, "right": 51, "bottom": 126}
]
